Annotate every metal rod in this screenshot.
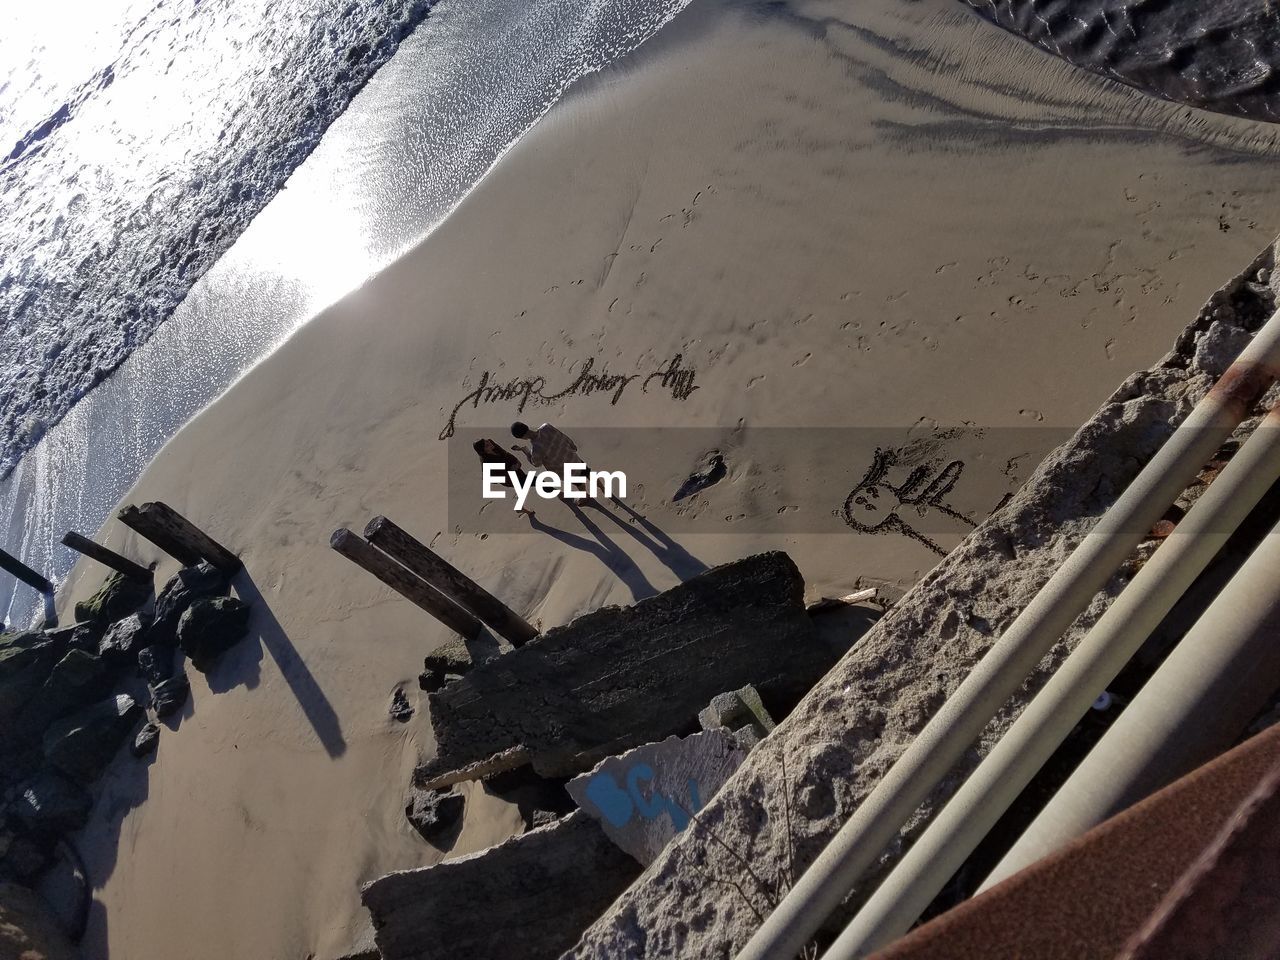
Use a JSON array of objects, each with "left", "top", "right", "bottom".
[
  {"left": 827, "top": 402, "right": 1280, "bottom": 958},
  {"left": 61, "top": 531, "right": 153, "bottom": 582},
  {"left": 0, "top": 546, "right": 53, "bottom": 596},
  {"left": 330, "top": 528, "right": 481, "bottom": 639},
  {"left": 734, "top": 308, "right": 1280, "bottom": 960},
  {"left": 983, "top": 515, "right": 1280, "bottom": 892},
  {"left": 365, "top": 516, "right": 537, "bottom": 647}
]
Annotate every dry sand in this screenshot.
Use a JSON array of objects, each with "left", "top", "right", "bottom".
[{"left": 52, "top": 0, "right": 1280, "bottom": 956}]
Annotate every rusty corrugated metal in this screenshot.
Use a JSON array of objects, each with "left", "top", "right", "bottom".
[{"left": 866, "top": 722, "right": 1280, "bottom": 960}]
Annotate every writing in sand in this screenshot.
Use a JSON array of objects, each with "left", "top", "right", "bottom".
[{"left": 441, "top": 354, "right": 699, "bottom": 440}]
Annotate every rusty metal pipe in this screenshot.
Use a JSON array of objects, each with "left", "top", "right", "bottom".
[
  {"left": 734, "top": 309, "right": 1280, "bottom": 960},
  {"left": 828, "top": 402, "right": 1280, "bottom": 958}
]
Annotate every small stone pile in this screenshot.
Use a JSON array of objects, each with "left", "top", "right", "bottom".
[{"left": 0, "top": 562, "right": 252, "bottom": 894}]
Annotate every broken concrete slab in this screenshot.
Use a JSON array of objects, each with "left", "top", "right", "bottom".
[
  {"left": 417, "top": 552, "right": 836, "bottom": 788},
  {"left": 699, "top": 685, "right": 776, "bottom": 741},
  {"left": 568, "top": 729, "right": 747, "bottom": 866},
  {"left": 361, "top": 809, "right": 639, "bottom": 960}
]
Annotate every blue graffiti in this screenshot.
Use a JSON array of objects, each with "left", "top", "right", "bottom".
[{"left": 584, "top": 762, "right": 703, "bottom": 832}]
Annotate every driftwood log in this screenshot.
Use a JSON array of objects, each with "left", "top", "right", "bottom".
[
  {"left": 117, "top": 502, "right": 240, "bottom": 574},
  {"left": 61, "top": 532, "right": 152, "bottom": 582},
  {"left": 0, "top": 546, "right": 52, "bottom": 595},
  {"left": 365, "top": 516, "right": 537, "bottom": 647},
  {"left": 330, "top": 528, "right": 481, "bottom": 639}
]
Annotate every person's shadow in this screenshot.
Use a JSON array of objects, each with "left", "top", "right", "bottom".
[
  {"left": 530, "top": 506, "right": 658, "bottom": 601},
  {"left": 594, "top": 498, "right": 708, "bottom": 581}
]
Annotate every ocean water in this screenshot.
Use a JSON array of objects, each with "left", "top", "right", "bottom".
[{"left": 0, "top": 0, "right": 692, "bottom": 625}]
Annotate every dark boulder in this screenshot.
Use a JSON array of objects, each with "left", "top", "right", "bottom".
[
  {"left": 150, "top": 674, "right": 190, "bottom": 719},
  {"left": 131, "top": 722, "right": 160, "bottom": 758},
  {"left": 177, "top": 597, "right": 250, "bottom": 672},
  {"left": 137, "top": 644, "right": 175, "bottom": 685},
  {"left": 0, "top": 834, "right": 49, "bottom": 883},
  {"left": 0, "top": 640, "right": 61, "bottom": 729},
  {"left": 25, "top": 650, "right": 111, "bottom": 734},
  {"left": 66, "top": 621, "right": 105, "bottom": 653},
  {"left": 405, "top": 787, "right": 465, "bottom": 845},
  {"left": 43, "top": 695, "right": 141, "bottom": 784},
  {"left": 151, "top": 563, "right": 229, "bottom": 645},
  {"left": 73, "top": 572, "right": 150, "bottom": 626},
  {"left": 97, "top": 613, "right": 152, "bottom": 666},
  {"left": 12, "top": 770, "right": 92, "bottom": 837}
]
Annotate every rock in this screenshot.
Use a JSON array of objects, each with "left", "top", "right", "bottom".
[
  {"left": 0, "top": 640, "right": 61, "bottom": 728},
  {"left": 528, "top": 809, "right": 562, "bottom": 830},
  {"left": 65, "top": 622, "right": 104, "bottom": 653},
  {"left": 0, "top": 836, "right": 50, "bottom": 884},
  {"left": 389, "top": 688, "right": 413, "bottom": 723},
  {"left": 1192, "top": 322, "right": 1253, "bottom": 377},
  {"left": 12, "top": 770, "right": 92, "bottom": 837},
  {"left": 417, "top": 552, "right": 831, "bottom": 788},
  {"left": 362, "top": 810, "right": 639, "bottom": 960},
  {"left": 698, "top": 684, "right": 776, "bottom": 743},
  {"left": 96, "top": 613, "right": 152, "bottom": 665},
  {"left": 27, "top": 651, "right": 111, "bottom": 732},
  {"left": 404, "top": 787, "right": 465, "bottom": 844},
  {"left": 567, "top": 730, "right": 748, "bottom": 865},
  {"left": 673, "top": 450, "right": 727, "bottom": 501},
  {"left": 150, "top": 674, "right": 190, "bottom": 719},
  {"left": 73, "top": 572, "right": 150, "bottom": 626},
  {"left": 151, "top": 562, "right": 229, "bottom": 645},
  {"left": 43, "top": 695, "right": 141, "bottom": 784},
  {"left": 136, "top": 644, "right": 175, "bottom": 685},
  {"left": 422, "top": 635, "right": 473, "bottom": 676},
  {"left": 131, "top": 722, "right": 160, "bottom": 758},
  {"left": 177, "top": 596, "right": 250, "bottom": 671},
  {"left": 0, "top": 880, "right": 82, "bottom": 959}
]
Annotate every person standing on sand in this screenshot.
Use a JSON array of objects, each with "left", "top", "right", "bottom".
[
  {"left": 473, "top": 438, "right": 536, "bottom": 518},
  {"left": 511, "top": 420, "right": 618, "bottom": 506}
]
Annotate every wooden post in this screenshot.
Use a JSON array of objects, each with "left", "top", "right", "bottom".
[
  {"left": 0, "top": 546, "right": 52, "bottom": 596},
  {"left": 365, "top": 516, "right": 538, "bottom": 647},
  {"left": 330, "top": 528, "right": 481, "bottom": 639},
  {"left": 61, "top": 532, "right": 153, "bottom": 582},
  {"left": 118, "top": 502, "right": 240, "bottom": 573},
  {"left": 117, "top": 505, "right": 202, "bottom": 567}
]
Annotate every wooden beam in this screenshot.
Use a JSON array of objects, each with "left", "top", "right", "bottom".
[
  {"left": 117, "top": 505, "right": 203, "bottom": 567},
  {"left": 0, "top": 546, "right": 52, "bottom": 596},
  {"left": 330, "top": 528, "right": 481, "bottom": 639},
  {"left": 61, "top": 532, "right": 152, "bottom": 582},
  {"left": 365, "top": 516, "right": 538, "bottom": 648},
  {"left": 118, "top": 501, "right": 240, "bottom": 573}
]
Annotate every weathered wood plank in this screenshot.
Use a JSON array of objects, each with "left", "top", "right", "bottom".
[
  {"left": 61, "top": 532, "right": 152, "bottom": 582},
  {"left": 330, "top": 528, "right": 481, "bottom": 639},
  {"left": 0, "top": 546, "right": 52, "bottom": 595},
  {"left": 365, "top": 516, "right": 537, "bottom": 647},
  {"left": 137, "top": 501, "right": 240, "bottom": 573},
  {"left": 117, "top": 505, "right": 203, "bottom": 567}
]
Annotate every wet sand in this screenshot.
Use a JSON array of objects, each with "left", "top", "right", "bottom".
[{"left": 54, "top": 0, "right": 1280, "bottom": 956}]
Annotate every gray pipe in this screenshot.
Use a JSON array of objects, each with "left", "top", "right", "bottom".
[
  {"left": 981, "top": 517, "right": 1280, "bottom": 891},
  {"left": 826, "top": 404, "right": 1280, "bottom": 958},
  {"left": 733, "top": 309, "right": 1280, "bottom": 960}
]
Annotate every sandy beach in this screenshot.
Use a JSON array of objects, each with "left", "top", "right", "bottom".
[{"left": 45, "top": 0, "right": 1280, "bottom": 956}]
